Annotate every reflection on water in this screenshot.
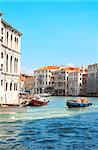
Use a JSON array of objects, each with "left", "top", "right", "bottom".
[{"left": 0, "top": 96, "right": 98, "bottom": 150}]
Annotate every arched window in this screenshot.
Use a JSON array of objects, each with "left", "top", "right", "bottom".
[
  {"left": 17, "top": 38, "right": 18, "bottom": 50},
  {"left": 15, "top": 37, "right": 16, "bottom": 50},
  {"left": 14, "top": 58, "right": 17, "bottom": 73},
  {"left": 11, "top": 34, "right": 13, "bottom": 41},
  {"left": 5, "top": 82, "right": 8, "bottom": 91},
  {"left": 6, "top": 54, "right": 8, "bottom": 72},
  {"left": 11, "top": 34, "right": 13, "bottom": 48},
  {"left": 10, "top": 83, "right": 12, "bottom": 91},
  {"left": 16, "top": 58, "right": 18, "bottom": 74},
  {"left": 10, "top": 56, "right": 12, "bottom": 73},
  {"left": 7, "top": 32, "right": 8, "bottom": 38},
  {"left": 7, "top": 31, "right": 9, "bottom": 46},
  {"left": 14, "top": 83, "right": 16, "bottom": 90},
  {"left": 14, "top": 83, "right": 18, "bottom": 90}
]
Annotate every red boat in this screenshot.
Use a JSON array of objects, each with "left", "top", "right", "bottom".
[{"left": 29, "top": 96, "right": 49, "bottom": 106}]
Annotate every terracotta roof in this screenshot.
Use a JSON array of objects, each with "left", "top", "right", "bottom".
[
  {"left": 69, "top": 68, "right": 85, "bottom": 73},
  {"left": 35, "top": 66, "right": 87, "bottom": 73},
  {"left": 20, "top": 75, "right": 25, "bottom": 81},
  {"left": 19, "top": 74, "right": 35, "bottom": 82},
  {"left": 61, "top": 67, "right": 80, "bottom": 71},
  {"left": 25, "top": 76, "right": 35, "bottom": 81},
  {"left": 35, "top": 66, "right": 60, "bottom": 71}
]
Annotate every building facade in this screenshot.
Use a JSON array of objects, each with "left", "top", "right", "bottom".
[
  {"left": 19, "top": 74, "right": 35, "bottom": 94},
  {"left": 52, "top": 69, "right": 66, "bottom": 95},
  {"left": 81, "top": 73, "right": 88, "bottom": 96},
  {"left": 0, "top": 13, "right": 22, "bottom": 105},
  {"left": 34, "top": 65, "right": 88, "bottom": 96},
  {"left": 52, "top": 67, "right": 73, "bottom": 96},
  {"left": 34, "top": 66, "right": 59, "bottom": 94},
  {"left": 68, "top": 70, "right": 82, "bottom": 96},
  {"left": 68, "top": 67, "right": 87, "bottom": 96},
  {"left": 87, "top": 63, "right": 98, "bottom": 96}
]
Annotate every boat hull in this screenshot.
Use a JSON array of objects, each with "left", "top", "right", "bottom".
[
  {"left": 66, "top": 101, "right": 92, "bottom": 108},
  {"left": 29, "top": 100, "right": 48, "bottom": 106}
]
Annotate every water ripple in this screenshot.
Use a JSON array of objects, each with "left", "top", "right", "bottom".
[{"left": 0, "top": 97, "right": 98, "bottom": 149}]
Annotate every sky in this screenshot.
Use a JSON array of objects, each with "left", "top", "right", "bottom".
[{"left": 0, "top": 0, "right": 98, "bottom": 74}]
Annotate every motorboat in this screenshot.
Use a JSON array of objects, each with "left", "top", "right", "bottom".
[
  {"left": 29, "top": 95, "right": 49, "bottom": 106},
  {"left": 66, "top": 97, "right": 92, "bottom": 108}
]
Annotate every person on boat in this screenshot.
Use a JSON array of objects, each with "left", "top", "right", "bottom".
[{"left": 76, "top": 97, "right": 89, "bottom": 103}]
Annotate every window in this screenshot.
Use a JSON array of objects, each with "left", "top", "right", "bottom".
[
  {"left": 5, "top": 82, "right": 8, "bottom": 91},
  {"left": 1, "top": 37, "right": 3, "bottom": 43},
  {"left": 1, "top": 28, "right": 3, "bottom": 34},
  {"left": 1, "top": 52, "right": 3, "bottom": 58},
  {"left": 15, "top": 37, "right": 17, "bottom": 50},
  {"left": 11, "top": 34, "right": 13, "bottom": 48},
  {"left": 17, "top": 38, "right": 18, "bottom": 50},
  {"left": 14, "top": 58, "right": 17, "bottom": 73},
  {"left": 7, "top": 31, "right": 8, "bottom": 38},
  {"left": 7, "top": 32, "right": 8, "bottom": 46},
  {"left": 6, "top": 54, "right": 8, "bottom": 72},
  {"left": 10, "top": 56, "right": 12, "bottom": 73},
  {"left": 16, "top": 83, "right": 18, "bottom": 90},
  {"left": 1, "top": 64, "right": 3, "bottom": 70},
  {"left": 10, "top": 83, "right": 12, "bottom": 91},
  {"left": 14, "top": 83, "right": 15, "bottom": 90},
  {"left": 1, "top": 80, "right": 3, "bottom": 86},
  {"left": 14, "top": 83, "right": 18, "bottom": 90},
  {"left": 11, "top": 34, "right": 13, "bottom": 41}
]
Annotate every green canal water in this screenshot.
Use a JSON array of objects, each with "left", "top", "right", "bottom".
[{"left": 0, "top": 96, "right": 98, "bottom": 150}]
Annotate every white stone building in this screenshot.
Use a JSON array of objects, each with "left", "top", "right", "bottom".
[
  {"left": 68, "top": 67, "right": 87, "bottom": 96},
  {"left": 0, "top": 13, "right": 22, "bottom": 105},
  {"left": 53, "top": 67, "right": 82, "bottom": 96},
  {"left": 53, "top": 69, "right": 66, "bottom": 95},
  {"left": 34, "top": 66, "right": 59, "bottom": 94},
  {"left": 53, "top": 67, "right": 73, "bottom": 95}
]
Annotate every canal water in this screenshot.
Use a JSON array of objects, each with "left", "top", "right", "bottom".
[{"left": 0, "top": 96, "right": 98, "bottom": 150}]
